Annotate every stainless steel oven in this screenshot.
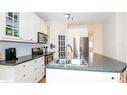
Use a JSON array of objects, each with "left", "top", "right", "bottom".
[{"left": 44, "top": 53, "right": 54, "bottom": 64}]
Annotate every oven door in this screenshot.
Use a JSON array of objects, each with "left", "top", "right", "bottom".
[{"left": 45, "top": 54, "right": 53, "bottom": 64}]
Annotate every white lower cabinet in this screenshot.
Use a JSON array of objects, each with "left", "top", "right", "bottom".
[
  {"left": 15, "top": 70, "right": 30, "bottom": 83},
  {"left": 0, "top": 57, "right": 45, "bottom": 83},
  {"left": 46, "top": 68, "right": 120, "bottom": 83},
  {"left": 32, "top": 66, "right": 45, "bottom": 83}
]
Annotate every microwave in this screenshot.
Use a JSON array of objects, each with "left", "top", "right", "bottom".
[{"left": 38, "top": 32, "right": 48, "bottom": 43}]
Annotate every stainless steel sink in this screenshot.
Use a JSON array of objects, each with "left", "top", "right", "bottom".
[
  {"left": 55, "top": 59, "right": 70, "bottom": 64},
  {"left": 55, "top": 59, "right": 88, "bottom": 67}
]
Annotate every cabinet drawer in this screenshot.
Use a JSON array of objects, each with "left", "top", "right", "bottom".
[
  {"left": 34, "top": 66, "right": 44, "bottom": 74},
  {"left": 31, "top": 57, "right": 44, "bottom": 67},
  {"left": 15, "top": 71, "right": 30, "bottom": 83},
  {"left": 14, "top": 61, "right": 32, "bottom": 73},
  {"left": 14, "top": 57, "right": 44, "bottom": 82},
  {"left": 14, "top": 57, "right": 44, "bottom": 73},
  {"left": 38, "top": 67, "right": 45, "bottom": 79},
  {"left": 34, "top": 67, "right": 45, "bottom": 82}
]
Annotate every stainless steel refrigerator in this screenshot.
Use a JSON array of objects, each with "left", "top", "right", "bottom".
[{"left": 73, "top": 37, "right": 89, "bottom": 58}]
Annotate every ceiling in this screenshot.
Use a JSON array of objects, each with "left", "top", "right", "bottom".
[{"left": 36, "top": 12, "right": 114, "bottom": 25}]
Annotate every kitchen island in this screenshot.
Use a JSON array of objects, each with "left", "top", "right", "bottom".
[{"left": 46, "top": 53, "right": 127, "bottom": 83}]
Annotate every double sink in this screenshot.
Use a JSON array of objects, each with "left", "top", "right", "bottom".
[{"left": 53, "top": 59, "right": 88, "bottom": 67}]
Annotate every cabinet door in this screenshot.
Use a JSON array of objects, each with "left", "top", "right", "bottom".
[
  {"left": 14, "top": 57, "right": 44, "bottom": 83},
  {"left": 14, "top": 59, "right": 34, "bottom": 74},
  {"left": 46, "top": 69, "right": 120, "bottom": 83},
  {"left": 32, "top": 57, "right": 45, "bottom": 82},
  {"left": 0, "top": 12, "right": 6, "bottom": 39},
  {"left": 15, "top": 71, "right": 31, "bottom": 83},
  {"left": 38, "top": 66, "right": 45, "bottom": 80},
  {"left": 20, "top": 12, "right": 35, "bottom": 41},
  {"left": 32, "top": 14, "right": 40, "bottom": 42},
  {"left": 33, "top": 66, "right": 45, "bottom": 83},
  {"left": 42, "top": 22, "right": 47, "bottom": 34},
  {"left": 32, "top": 14, "right": 47, "bottom": 41},
  {"left": 20, "top": 13, "right": 46, "bottom": 42},
  {"left": 0, "top": 12, "right": 21, "bottom": 41},
  {"left": 28, "top": 57, "right": 45, "bottom": 82}
]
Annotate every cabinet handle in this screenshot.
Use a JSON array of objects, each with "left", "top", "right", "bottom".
[
  {"left": 23, "top": 65, "right": 26, "bottom": 67},
  {"left": 111, "top": 77, "right": 114, "bottom": 80},
  {"left": 35, "top": 78, "right": 37, "bottom": 80},
  {"left": 23, "top": 75, "right": 26, "bottom": 77}
]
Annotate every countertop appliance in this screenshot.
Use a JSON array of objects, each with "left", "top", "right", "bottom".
[
  {"left": 5, "top": 48, "right": 17, "bottom": 60},
  {"left": 38, "top": 32, "right": 48, "bottom": 44},
  {"left": 73, "top": 37, "right": 89, "bottom": 59}
]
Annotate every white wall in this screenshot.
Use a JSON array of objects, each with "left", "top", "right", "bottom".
[
  {"left": 88, "top": 24, "right": 103, "bottom": 55},
  {"left": 102, "top": 14, "right": 118, "bottom": 59},
  {"left": 115, "top": 13, "right": 127, "bottom": 63},
  {"left": 102, "top": 13, "right": 127, "bottom": 63},
  {"left": 89, "top": 13, "right": 127, "bottom": 63},
  {"left": 0, "top": 42, "right": 47, "bottom": 60},
  {"left": 47, "top": 21, "right": 67, "bottom": 58}
]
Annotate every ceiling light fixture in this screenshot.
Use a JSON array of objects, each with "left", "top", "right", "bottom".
[
  {"left": 64, "top": 13, "right": 73, "bottom": 21},
  {"left": 64, "top": 13, "right": 74, "bottom": 29}
]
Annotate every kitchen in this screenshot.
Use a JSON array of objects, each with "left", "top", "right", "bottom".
[{"left": 0, "top": 12, "right": 127, "bottom": 83}]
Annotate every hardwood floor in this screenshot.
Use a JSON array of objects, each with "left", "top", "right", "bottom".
[{"left": 39, "top": 77, "right": 46, "bottom": 83}]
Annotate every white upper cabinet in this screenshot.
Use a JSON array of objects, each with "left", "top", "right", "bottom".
[
  {"left": 20, "top": 12, "right": 35, "bottom": 42},
  {"left": 0, "top": 13, "right": 6, "bottom": 39},
  {"left": 33, "top": 14, "right": 48, "bottom": 35},
  {"left": 32, "top": 14, "right": 47, "bottom": 42},
  {"left": 42, "top": 22, "right": 48, "bottom": 34},
  {"left": 20, "top": 12, "right": 47, "bottom": 42},
  {"left": 0, "top": 12, "right": 47, "bottom": 43},
  {"left": 0, "top": 12, "right": 21, "bottom": 41}
]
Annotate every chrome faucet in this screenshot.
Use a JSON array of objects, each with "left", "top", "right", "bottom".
[{"left": 65, "top": 44, "right": 73, "bottom": 67}]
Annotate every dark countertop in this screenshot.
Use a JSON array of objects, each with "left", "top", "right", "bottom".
[
  {"left": 46, "top": 53, "right": 127, "bottom": 73},
  {"left": 0, "top": 55, "right": 44, "bottom": 66},
  {"left": 43, "top": 52, "right": 54, "bottom": 56}
]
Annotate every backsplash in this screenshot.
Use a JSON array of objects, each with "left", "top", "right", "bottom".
[{"left": 0, "top": 42, "right": 48, "bottom": 60}]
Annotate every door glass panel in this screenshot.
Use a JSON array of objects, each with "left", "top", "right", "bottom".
[
  {"left": 6, "top": 12, "right": 20, "bottom": 37},
  {"left": 14, "top": 29, "right": 19, "bottom": 37},
  {"left": 6, "top": 27, "right": 13, "bottom": 36},
  {"left": 6, "top": 17, "right": 13, "bottom": 27}
]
